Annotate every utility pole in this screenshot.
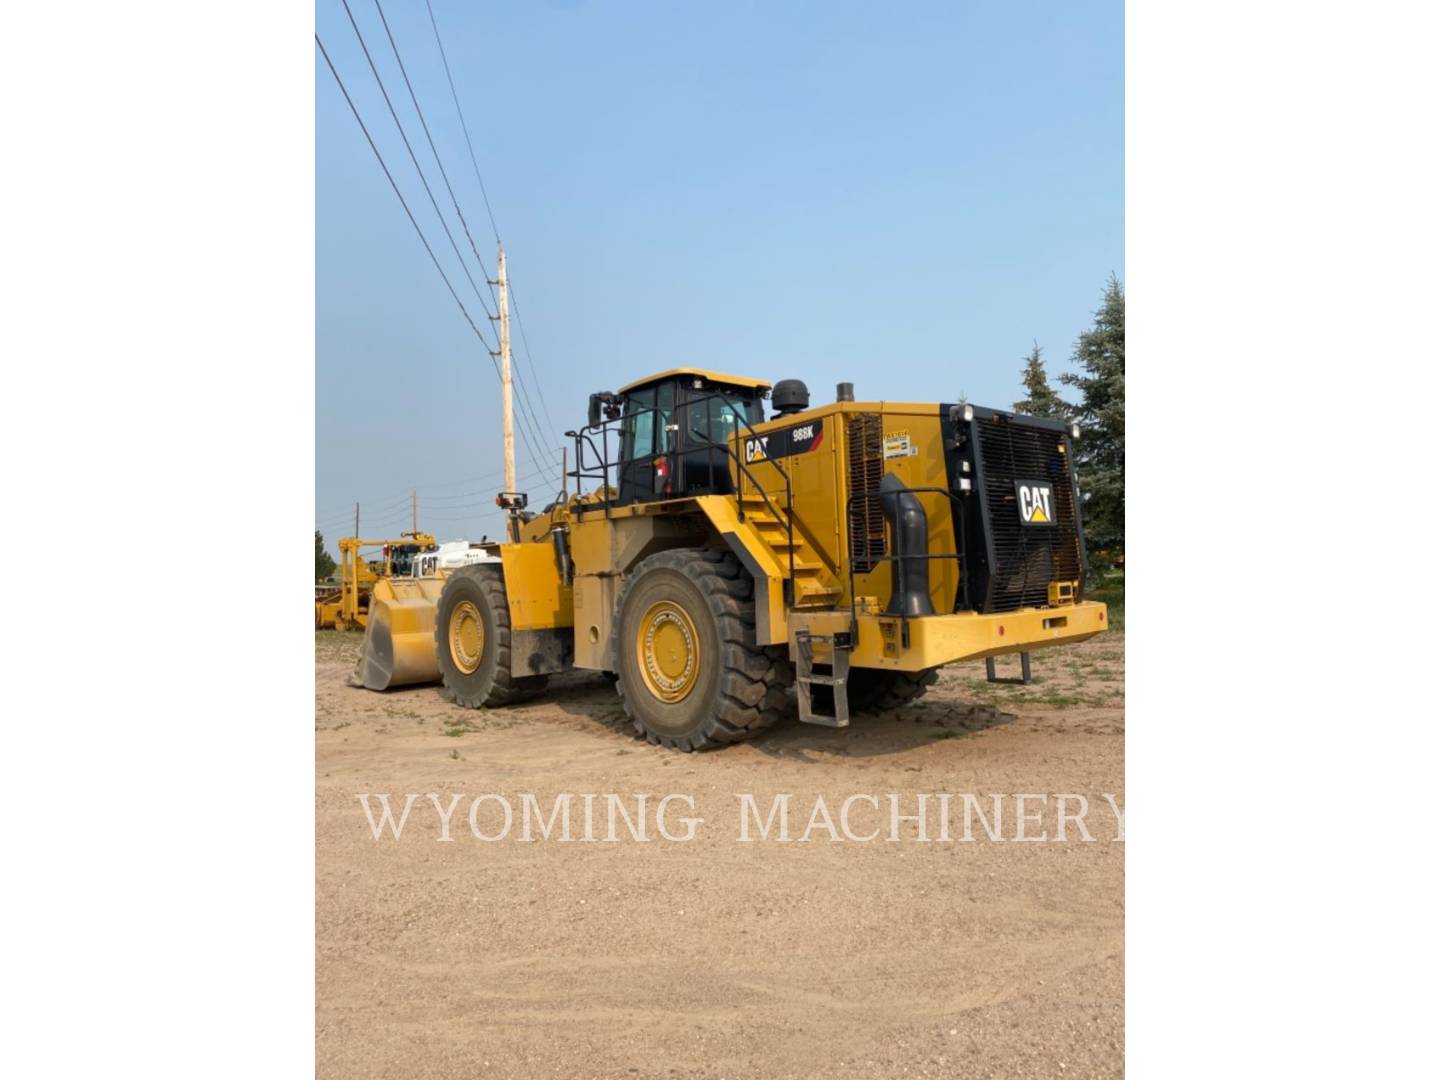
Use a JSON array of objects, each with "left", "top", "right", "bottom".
[
  {"left": 354, "top": 502, "right": 359, "bottom": 539},
  {"left": 497, "top": 244, "right": 515, "bottom": 498},
  {"left": 411, "top": 490, "right": 417, "bottom": 535}
]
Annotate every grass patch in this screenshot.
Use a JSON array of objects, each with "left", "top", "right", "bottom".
[
  {"left": 1087, "top": 568, "right": 1125, "bottom": 630},
  {"left": 1022, "top": 690, "right": 1086, "bottom": 708},
  {"left": 443, "top": 718, "right": 481, "bottom": 737}
]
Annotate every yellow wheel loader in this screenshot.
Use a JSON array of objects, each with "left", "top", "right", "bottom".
[{"left": 360, "top": 369, "right": 1109, "bottom": 751}]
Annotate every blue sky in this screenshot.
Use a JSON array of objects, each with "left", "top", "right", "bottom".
[{"left": 316, "top": 0, "right": 1122, "bottom": 549}]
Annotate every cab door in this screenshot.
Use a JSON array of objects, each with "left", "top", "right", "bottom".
[
  {"left": 616, "top": 382, "right": 677, "bottom": 504},
  {"left": 676, "top": 388, "right": 730, "bottom": 495}
]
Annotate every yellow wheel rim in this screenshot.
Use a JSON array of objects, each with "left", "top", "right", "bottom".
[
  {"left": 449, "top": 600, "right": 485, "bottom": 674},
  {"left": 636, "top": 599, "right": 701, "bottom": 703}
]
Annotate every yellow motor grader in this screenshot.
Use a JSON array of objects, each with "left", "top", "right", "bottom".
[
  {"left": 356, "top": 369, "right": 1108, "bottom": 750},
  {"left": 315, "top": 533, "right": 436, "bottom": 630}
]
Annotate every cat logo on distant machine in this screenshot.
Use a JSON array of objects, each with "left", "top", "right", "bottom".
[{"left": 1014, "top": 480, "right": 1056, "bottom": 526}]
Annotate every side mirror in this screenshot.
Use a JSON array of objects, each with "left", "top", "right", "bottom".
[{"left": 588, "top": 393, "right": 604, "bottom": 428}]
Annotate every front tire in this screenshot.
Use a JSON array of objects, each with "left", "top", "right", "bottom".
[
  {"left": 613, "top": 549, "right": 792, "bottom": 751},
  {"left": 434, "top": 565, "right": 547, "bottom": 708}
]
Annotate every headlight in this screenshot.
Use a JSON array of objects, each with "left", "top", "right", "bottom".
[
  {"left": 1070, "top": 423, "right": 1080, "bottom": 439},
  {"left": 962, "top": 403, "right": 974, "bottom": 422}
]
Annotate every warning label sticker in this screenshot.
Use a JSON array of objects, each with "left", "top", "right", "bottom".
[{"left": 883, "top": 431, "right": 917, "bottom": 459}]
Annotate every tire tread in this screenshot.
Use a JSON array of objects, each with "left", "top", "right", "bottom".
[
  {"left": 612, "top": 548, "right": 792, "bottom": 751},
  {"left": 435, "top": 564, "right": 548, "bottom": 709}
]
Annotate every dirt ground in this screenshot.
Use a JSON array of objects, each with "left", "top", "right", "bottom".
[{"left": 316, "top": 631, "right": 1124, "bottom": 1079}]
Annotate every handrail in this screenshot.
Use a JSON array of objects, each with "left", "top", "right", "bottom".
[{"left": 565, "top": 390, "right": 800, "bottom": 587}]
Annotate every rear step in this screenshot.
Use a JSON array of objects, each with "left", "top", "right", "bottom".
[{"left": 795, "top": 629, "right": 851, "bottom": 728}]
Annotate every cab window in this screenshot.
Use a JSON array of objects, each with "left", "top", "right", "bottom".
[
  {"left": 688, "top": 396, "right": 752, "bottom": 444},
  {"left": 621, "top": 387, "right": 656, "bottom": 461},
  {"left": 656, "top": 381, "right": 676, "bottom": 454}
]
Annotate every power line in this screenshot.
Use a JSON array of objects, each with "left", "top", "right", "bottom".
[
  {"left": 508, "top": 283, "right": 561, "bottom": 443},
  {"left": 421, "top": 0, "right": 564, "bottom": 448},
  {"left": 322, "top": 10, "right": 562, "bottom": 492},
  {"left": 328, "top": 453, "right": 558, "bottom": 506},
  {"left": 337, "top": 0, "right": 495, "bottom": 323},
  {"left": 507, "top": 358, "right": 561, "bottom": 480},
  {"left": 318, "top": 25, "right": 556, "bottom": 480},
  {"left": 423, "top": 0, "right": 501, "bottom": 242},
  {"left": 370, "top": 0, "right": 495, "bottom": 298},
  {"left": 494, "top": 272, "right": 563, "bottom": 456},
  {"left": 348, "top": 491, "right": 414, "bottom": 517},
  {"left": 366, "top": 0, "right": 560, "bottom": 473},
  {"left": 315, "top": 34, "right": 495, "bottom": 361},
  {"left": 422, "top": 512, "right": 514, "bottom": 523},
  {"left": 315, "top": 456, "right": 562, "bottom": 519},
  {"left": 317, "top": 461, "right": 561, "bottom": 524}
]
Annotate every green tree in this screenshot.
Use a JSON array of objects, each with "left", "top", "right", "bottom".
[
  {"left": 315, "top": 530, "right": 337, "bottom": 583},
  {"left": 1013, "top": 340, "right": 1069, "bottom": 419},
  {"left": 1061, "top": 274, "right": 1125, "bottom": 561}
]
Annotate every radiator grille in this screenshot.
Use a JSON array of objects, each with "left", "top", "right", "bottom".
[
  {"left": 846, "top": 413, "right": 886, "bottom": 574},
  {"left": 976, "top": 416, "right": 1083, "bottom": 612}
]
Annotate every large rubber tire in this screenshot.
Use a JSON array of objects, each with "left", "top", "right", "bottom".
[
  {"left": 612, "top": 549, "right": 792, "bottom": 751},
  {"left": 813, "top": 667, "right": 940, "bottom": 716},
  {"left": 434, "top": 564, "right": 548, "bottom": 708}
]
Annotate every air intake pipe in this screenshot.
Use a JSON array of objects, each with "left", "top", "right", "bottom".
[{"left": 877, "top": 474, "right": 935, "bottom": 617}]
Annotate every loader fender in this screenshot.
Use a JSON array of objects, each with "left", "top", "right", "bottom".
[{"left": 498, "top": 541, "right": 574, "bottom": 631}]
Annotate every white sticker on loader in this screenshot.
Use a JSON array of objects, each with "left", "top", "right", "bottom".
[{"left": 883, "top": 432, "right": 917, "bottom": 459}]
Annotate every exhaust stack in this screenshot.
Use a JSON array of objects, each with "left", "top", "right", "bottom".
[{"left": 877, "top": 474, "right": 935, "bottom": 618}]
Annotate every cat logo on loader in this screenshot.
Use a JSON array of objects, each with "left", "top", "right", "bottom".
[{"left": 1015, "top": 481, "right": 1055, "bottom": 525}]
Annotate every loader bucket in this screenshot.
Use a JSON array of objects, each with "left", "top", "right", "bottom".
[{"left": 349, "top": 577, "right": 445, "bottom": 690}]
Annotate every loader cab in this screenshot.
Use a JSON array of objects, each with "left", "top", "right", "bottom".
[{"left": 607, "top": 369, "right": 769, "bottom": 506}]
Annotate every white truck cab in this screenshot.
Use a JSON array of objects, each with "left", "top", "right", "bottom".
[{"left": 412, "top": 540, "right": 499, "bottom": 579}]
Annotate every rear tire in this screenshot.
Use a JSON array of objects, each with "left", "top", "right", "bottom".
[
  {"left": 434, "top": 565, "right": 548, "bottom": 708},
  {"left": 814, "top": 667, "right": 939, "bottom": 715},
  {"left": 613, "top": 549, "right": 792, "bottom": 751}
]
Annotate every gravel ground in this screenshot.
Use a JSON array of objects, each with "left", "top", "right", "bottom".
[{"left": 316, "top": 631, "right": 1125, "bottom": 1079}]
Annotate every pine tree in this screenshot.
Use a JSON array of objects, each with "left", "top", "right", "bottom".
[
  {"left": 315, "top": 530, "right": 337, "bottom": 583},
  {"left": 1061, "top": 274, "right": 1125, "bottom": 561},
  {"left": 1013, "top": 341, "right": 1069, "bottom": 419}
]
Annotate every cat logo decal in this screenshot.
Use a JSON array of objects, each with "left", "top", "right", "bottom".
[{"left": 1014, "top": 481, "right": 1056, "bottom": 526}]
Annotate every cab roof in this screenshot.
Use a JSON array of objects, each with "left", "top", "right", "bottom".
[{"left": 616, "top": 368, "right": 771, "bottom": 395}]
